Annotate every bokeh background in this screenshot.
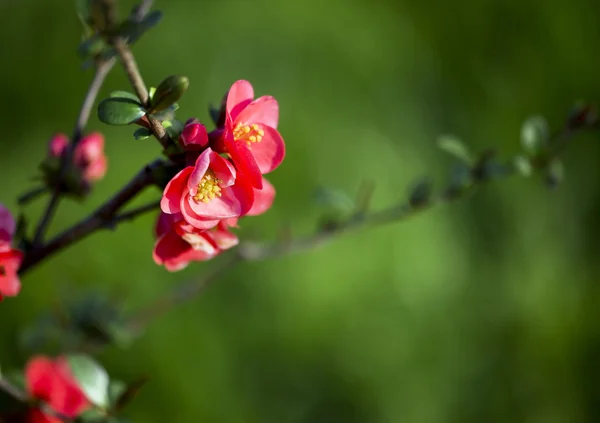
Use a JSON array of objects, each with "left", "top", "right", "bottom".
[{"left": 2, "top": 0, "right": 600, "bottom": 421}]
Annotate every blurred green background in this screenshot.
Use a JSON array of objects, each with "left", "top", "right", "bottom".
[{"left": 2, "top": 0, "right": 600, "bottom": 421}]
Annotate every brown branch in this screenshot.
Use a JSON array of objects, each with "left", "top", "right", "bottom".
[
  {"left": 32, "top": 60, "right": 115, "bottom": 246},
  {"left": 107, "top": 200, "right": 160, "bottom": 227},
  {"left": 112, "top": 39, "right": 171, "bottom": 149},
  {"left": 125, "top": 122, "right": 596, "bottom": 332},
  {"left": 0, "top": 377, "right": 28, "bottom": 402},
  {"left": 20, "top": 160, "right": 164, "bottom": 275}
]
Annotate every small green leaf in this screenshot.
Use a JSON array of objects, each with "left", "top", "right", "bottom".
[
  {"left": 67, "top": 354, "right": 110, "bottom": 408},
  {"left": 75, "top": 0, "right": 91, "bottom": 22},
  {"left": 98, "top": 98, "right": 146, "bottom": 125},
  {"left": 313, "top": 187, "right": 355, "bottom": 214},
  {"left": 148, "top": 86, "right": 156, "bottom": 99},
  {"left": 133, "top": 127, "right": 153, "bottom": 140},
  {"left": 163, "top": 119, "right": 184, "bottom": 140},
  {"left": 78, "top": 408, "right": 107, "bottom": 422},
  {"left": 437, "top": 135, "right": 473, "bottom": 164},
  {"left": 209, "top": 104, "right": 221, "bottom": 126},
  {"left": 108, "top": 90, "right": 140, "bottom": 102},
  {"left": 141, "top": 10, "right": 163, "bottom": 30},
  {"left": 513, "top": 155, "right": 533, "bottom": 177},
  {"left": 113, "top": 377, "right": 149, "bottom": 411},
  {"left": 408, "top": 178, "right": 433, "bottom": 208},
  {"left": 521, "top": 115, "right": 549, "bottom": 155},
  {"left": 149, "top": 104, "right": 178, "bottom": 122},
  {"left": 108, "top": 380, "right": 127, "bottom": 405},
  {"left": 149, "top": 75, "right": 189, "bottom": 113},
  {"left": 77, "top": 33, "right": 105, "bottom": 58},
  {"left": 545, "top": 158, "right": 564, "bottom": 189}
]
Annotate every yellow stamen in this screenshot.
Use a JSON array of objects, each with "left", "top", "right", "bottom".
[
  {"left": 193, "top": 170, "right": 222, "bottom": 203},
  {"left": 233, "top": 122, "right": 264, "bottom": 146}
]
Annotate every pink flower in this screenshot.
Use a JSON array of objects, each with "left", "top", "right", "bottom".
[
  {"left": 161, "top": 148, "right": 254, "bottom": 229},
  {"left": 25, "top": 356, "right": 91, "bottom": 423},
  {"left": 74, "top": 132, "right": 107, "bottom": 182},
  {"left": 48, "top": 132, "right": 107, "bottom": 183},
  {"left": 247, "top": 177, "right": 276, "bottom": 216},
  {"left": 153, "top": 213, "right": 238, "bottom": 271},
  {"left": 222, "top": 80, "right": 285, "bottom": 189},
  {"left": 0, "top": 204, "right": 22, "bottom": 302}
]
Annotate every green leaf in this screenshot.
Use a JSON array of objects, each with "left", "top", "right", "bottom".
[
  {"left": 133, "top": 127, "right": 153, "bottom": 140},
  {"left": 113, "top": 377, "right": 148, "bottom": 411},
  {"left": 77, "top": 33, "right": 104, "bottom": 58},
  {"left": 313, "top": 187, "right": 355, "bottom": 214},
  {"left": 149, "top": 75, "right": 189, "bottom": 113},
  {"left": 162, "top": 119, "right": 184, "bottom": 140},
  {"left": 141, "top": 10, "right": 163, "bottom": 30},
  {"left": 149, "top": 103, "right": 178, "bottom": 122},
  {"left": 98, "top": 98, "right": 146, "bottom": 125},
  {"left": 108, "top": 90, "right": 140, "bottom": 102},
  {"left": 545, "top": 158, "right": 564, "bottom": 189},
  {"left": 78, "top": 408, "right": 107, "bottom": 422},
  {"left": 116, "top": 10, "right": 163, "bottom": 46},
  {"left": 521, "top": 115, "right": 550, "bottom": 154},
  {"left": 437, "top": 135, "right": 473, "bottom": 164},
  {"left": 209, "top": 104, "right": 221, "bottom": 126},
  {"left": 67, "top": 354, "right": 110, "bottom": 408},
  {"left": 75, "top": 0, "right": 91, "bottom": 22},
  {"left": 108, "top": 380, "right": 127, "bottom": 405},
  {"left": 513, "top": 155, "right": 533, "bottom": 177},
  {"left": 408, "top": 178, "right": 433, "bottom": 208}
]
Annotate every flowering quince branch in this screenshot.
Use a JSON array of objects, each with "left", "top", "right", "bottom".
[
  {"left": 1, "top": 0, "right": 599, "bottom": 420},
  {"left": 32, "top": 60, "right": 115, "bottom": 247},
  {"left": 123, "top": 107, "right": 599, "bottom": 333},
  {"left": 19, "top": 159, "right": 165, "bottom": 275}
]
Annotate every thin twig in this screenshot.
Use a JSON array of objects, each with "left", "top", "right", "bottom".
[
  {"left": 112, "top": 39, "right": 171, "bottom": 149},
  {"left": 108, "top": 200, "right": 160, "bottom": 227},
  {"left": 19, "top": 160, "right": 164, "bottom": 275},
  {"left": 18, "top": 186, "right": 48, "bottom": 206},
  {"left": 32, "top": 60, "right": 115, "bottom": 246},
  {"left": 0, "top": 377, "right": 28, "bottom": 402}
]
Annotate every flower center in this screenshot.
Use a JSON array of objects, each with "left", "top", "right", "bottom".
[
  {"left": 233, "top": 123, "right": 265, "bottom": 146},
  {"left": 193, "top": 170, "right": 222, "bottom": 203},
  {"left": 181, "top": 233, "right": 216, "bottom": 253}
]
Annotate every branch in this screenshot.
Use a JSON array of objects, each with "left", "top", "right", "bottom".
[
  {"left": 123, "top": 121, "right": 599, "bottom": 333},
  {"left": 32, "top": 60, "right": 115, "bottom": 246},
  {"left": 112, "top": 39, "right": 171, "bottom": 149},
  {"left": 19, "top": 160, "right": 164, "bottom": 275},
  {"left": 107, "top": 200, "right": 160, "bottom": 227},
  {"left": 0, "top": 376, "right": 28, "bottom": 402}
]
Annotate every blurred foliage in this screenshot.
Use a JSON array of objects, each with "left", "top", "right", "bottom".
[{"left": 2, "top": 0, "right": 600, "bottom": 422}]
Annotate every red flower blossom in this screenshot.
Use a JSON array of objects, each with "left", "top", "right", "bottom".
[
  {"left": 247, "top": 177, "right": 276, "bottom": 216},
  {"left": 161, "top": 148, "right": 254, "bottom": 229},
  {"left": 0, "top": 204, "right": 22, "bottom": 302},
  {"left": 25, "top": 356, "right": 91, "bottom": 423},
  {"left": 153, "top": 213, "right": 238, "bottom": 271},
  {"left": 223, "top": 80, "right": 285, "bottom": 189},
  {"left": 49, "top": 132, "right": 107, "bottom": 183}
]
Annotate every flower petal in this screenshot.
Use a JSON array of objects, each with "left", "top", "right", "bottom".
[
  {"left": 225, "top": 135, "right": 263, "bottom": 189},
  {"left": 0, "top": 204, "right": 15, "bottom": 241},
  {"left": 161, "top": 167, "right": 193, "bottom": 214},
  {"left": 180, "top": 195, "right": 220, "bottom": 229},
  {"left": 187, "top": 181, "right": 253, "bottom": 219},
  {"left": 247, "top": 177, "right": 276, "bottom": 216},
  {"left": 249, "top": 125, "right": 285, "bottom": 174},
  {"left": 226, "top": 80, "right": 254, "bottom": 122},
  {"left": 236, "top": 96, "right": 279, "bottom": 128},
  {"left": 187, "top": 149, "right": 212, "bottom": 194},
  {"left": 25, "top": 356, "right": 55, "bottom": 400}
]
